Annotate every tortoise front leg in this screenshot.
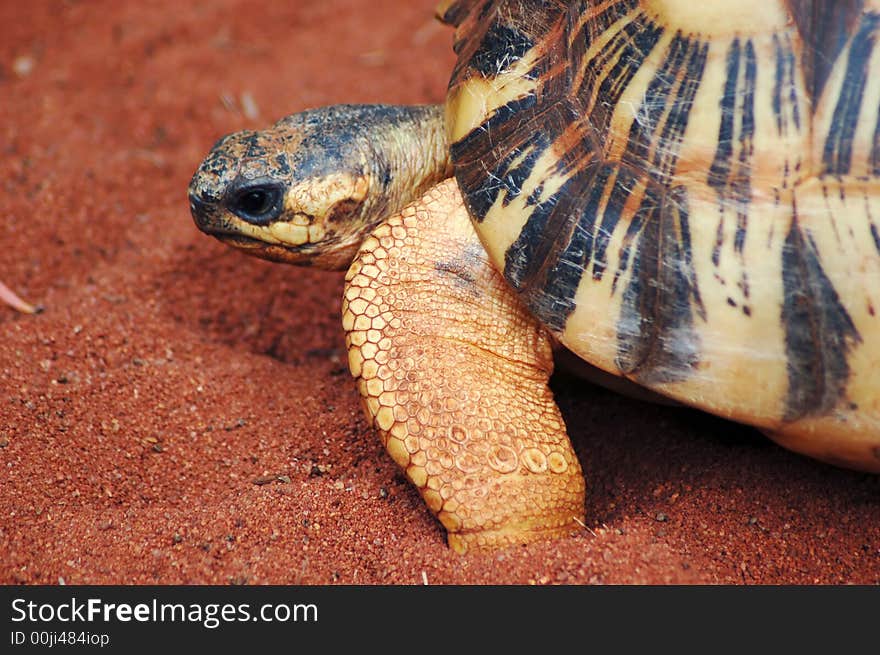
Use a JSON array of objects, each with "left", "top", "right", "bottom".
[{"left": 343, "top": 179, "right": 585, "bottom": 552}]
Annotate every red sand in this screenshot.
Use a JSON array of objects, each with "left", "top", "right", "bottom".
[{"left": 1, "top": 0, "right": 878, "bottom": 585}]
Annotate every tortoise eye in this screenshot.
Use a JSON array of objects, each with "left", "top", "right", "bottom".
[{"left": 230, "top": 183, "right": 284, "bottom": 224}]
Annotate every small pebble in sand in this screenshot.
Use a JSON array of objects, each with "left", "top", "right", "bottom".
[{"left": 13, "top": 55, "right": 35, "bottom": 77}]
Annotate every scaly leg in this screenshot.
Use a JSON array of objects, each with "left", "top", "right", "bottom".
[{"left": 343, "top": 179, "right": 585, "bottom": 552}]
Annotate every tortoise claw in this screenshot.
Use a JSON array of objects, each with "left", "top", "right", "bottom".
[{"left": 0, "top": 280, "right": 42, "bottom": 314}]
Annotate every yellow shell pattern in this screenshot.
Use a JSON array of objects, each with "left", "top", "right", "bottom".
[{"left": 444, "top": 0, "right": 880, "bottom": 470}]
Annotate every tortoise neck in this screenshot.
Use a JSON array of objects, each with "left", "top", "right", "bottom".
[{"left": 360, "top": 103, "right": 453, "bottom": 228}]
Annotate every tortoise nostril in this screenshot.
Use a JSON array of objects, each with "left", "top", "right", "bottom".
[
  {"left": 188, "top": 193, "right": 216, "bottom": 228},
  {"left": 189, "top": 192, "right": 209, "bottom": 213}
]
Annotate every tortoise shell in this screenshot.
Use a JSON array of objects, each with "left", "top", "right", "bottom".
[{"left": 442, "top": 0, "right": 880, "bottom": 468}]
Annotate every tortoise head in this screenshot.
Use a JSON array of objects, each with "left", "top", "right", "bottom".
[{"left": 188, "top": 104, "right": 450, "bottom": 270}]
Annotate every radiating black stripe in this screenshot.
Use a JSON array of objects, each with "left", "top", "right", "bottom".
[
  {"left": 452, "top": 93, "right": 538, "bottom": 163},
  {"left": 872, "top": 103, "right": 880, "bottom": 176},
  {"left": 611, "top": 35, "right": 707, "bottom": 283},
  {"left": 739, "top": 39, "right": 757, "bottom": 155},
  {"left": 788, "top": 40, "right": 802, "bottom": 132},
  {"left": 500, "top": 142, "right": 549, "bottom": 207},
  {"left": 787, "top": 0, "right": 865, "bottom": 104},
  {"left": 870, "top": 222, "right": 880, "bottom": 254},
  {"left": 677, "top": 191, "right": 703, "bottom": 319},
  {"left": 619, "top": 33, "right": 689, "bottom": 171},
  {"left": 525, "top": 183, "right": 544, "bottom": 206},
  {"left": 652, "top": 38, "right": 709, "bottom": 184},
  {"left": 733, "top": 40, "right": 757, "bottom": 255},
  {"left": 772, "top": 35, "right": 785, "bottom": 134},
  {"left": 505, "top": 176, "right": 599, "bottom": 332},
  {"left": 469, "top": 23, "right": 535, "bottom": 77},
  {"left": 570, "top": 0, "right": 638, "bottom": 46},
  {"left": 780, "top": 217, "right": 861, "bottom": 421},
  {"left": 503, "top": 191, "right": 558, "bottom": 291},
  {"left": 503, "top": 164, "right": 604, "bottom": 331},
  {"left": 711, "top": 219, "right": 724, "bottom": 267},
  {"left": 576, "top": 16, "right": 664, "bottom": 143},
  {"left": 708, "top": 39, "right": 741, "bottom": 193},
  {"left": 591, "top": 167, "right": 634, "bottom": 281},
  {"left": 451, "top": 95, "right": 541, "bottom": 220},
  {"left": 707, "top": 38, "right": 741, "bottom": 270},
  {"left": 606, "top": 34, "right": 707, "bottom": 381},
  {"left": 616, "top": 186, "right": 702, "bottom": 383},
  {"left": 771, "top": 33, "right": 801, "bottom": 135},
  {"left": 526, "top": 164, "right": 619, "bottom": 329},
  {"left": 461, "top": 100, "right": 576, "bottom": 222},
  {"left": 822, "top": 13, "right": 878, "bottom": 175},
  {"left": 708, "top": 37, "right": 756, "bottom": 266},
  {"left": 566, "top": 17, "right": 664, "bottom": 284},
  {"left": 613, "top": 184, "right": 659, "bottom": 293}
]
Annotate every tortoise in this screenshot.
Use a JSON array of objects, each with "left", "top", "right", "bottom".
[{"left": 189, "top": 0, "right": 880, "bottom": 552}]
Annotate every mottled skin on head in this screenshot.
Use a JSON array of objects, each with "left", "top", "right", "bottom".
[{"left": 189, "top": 104, "right": 452, "bottom": 270}]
